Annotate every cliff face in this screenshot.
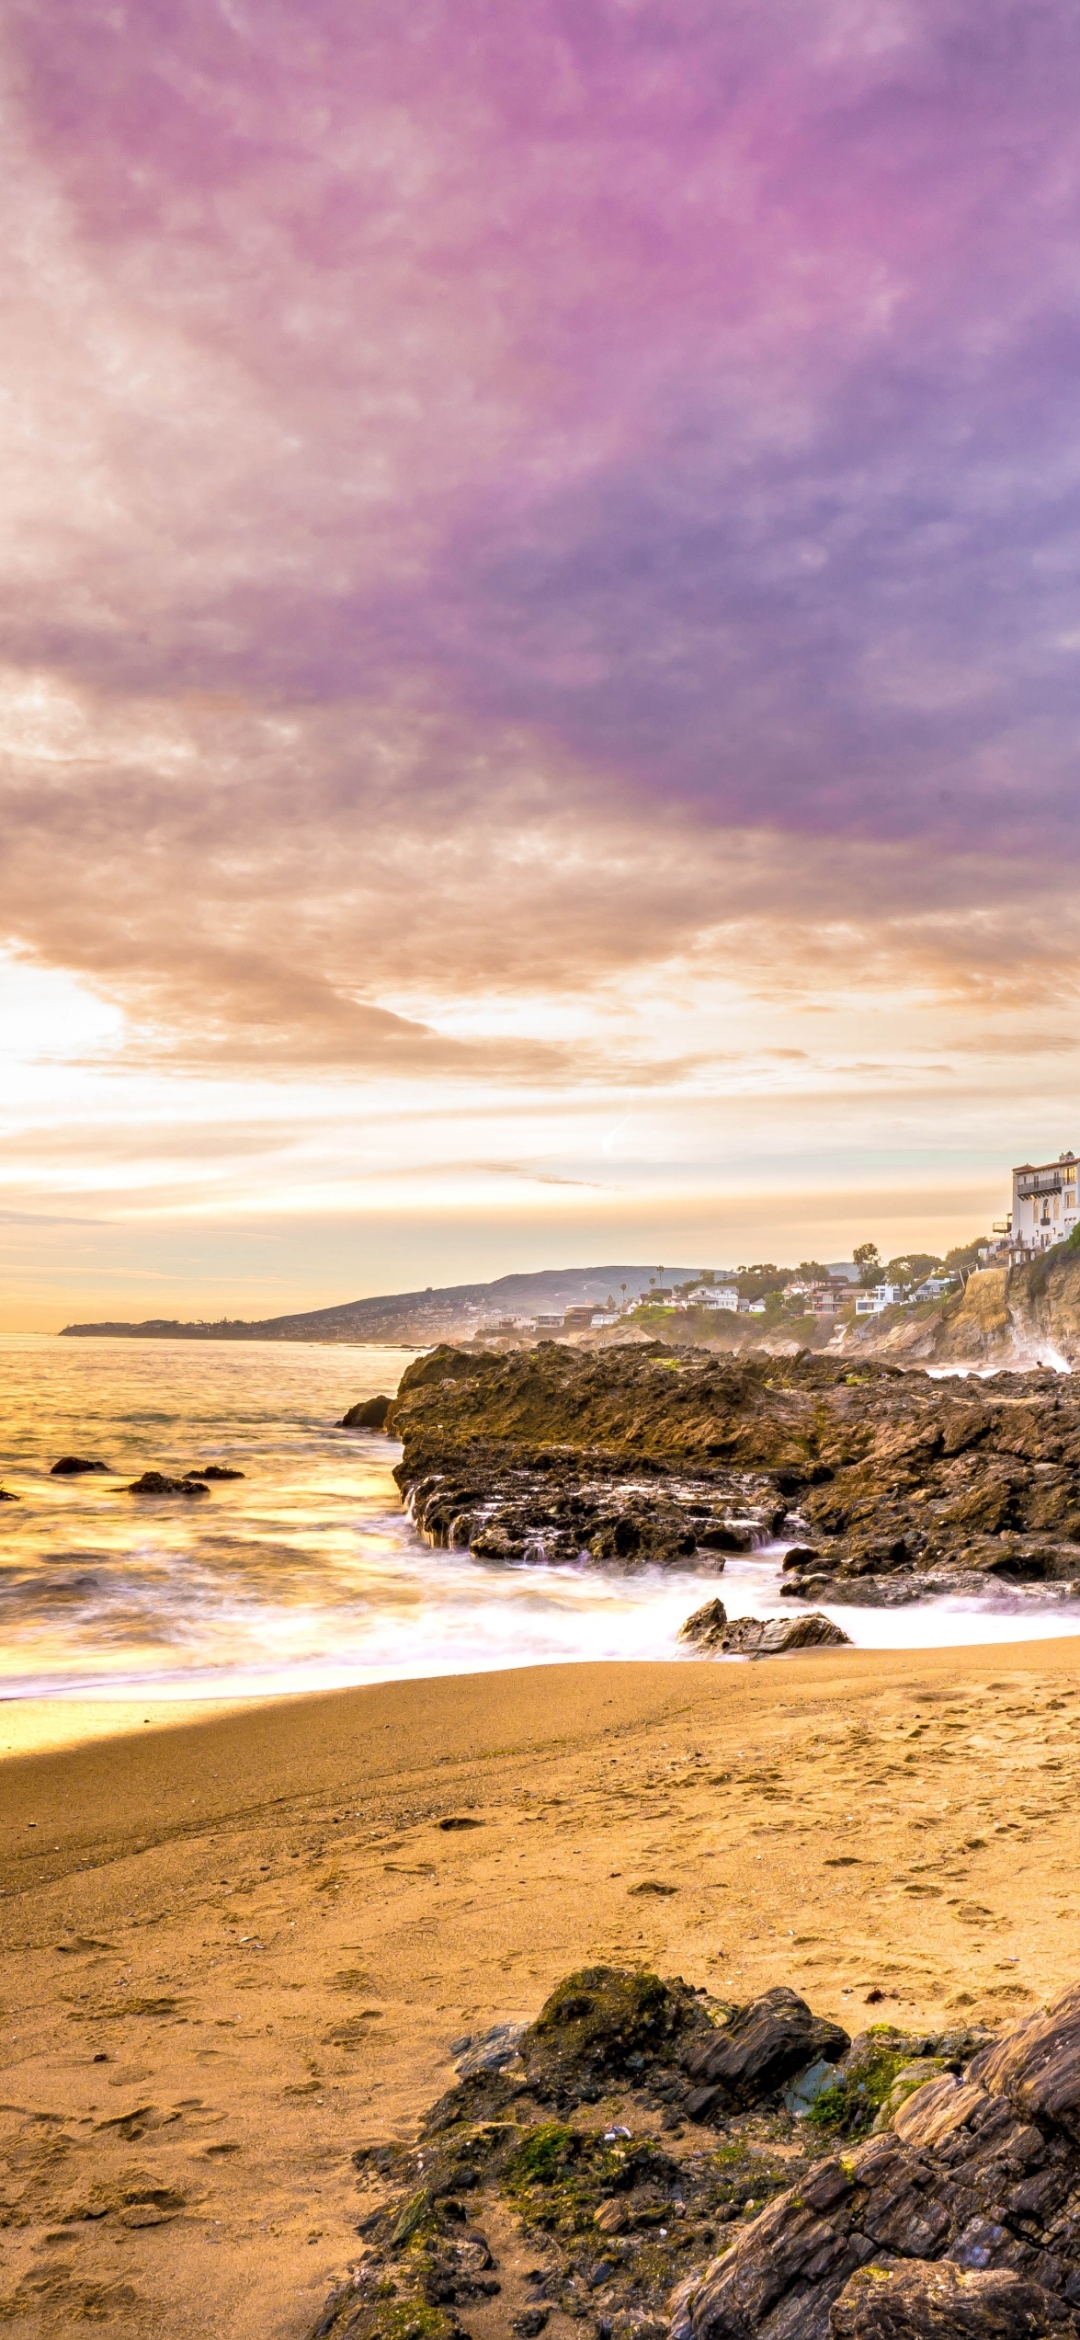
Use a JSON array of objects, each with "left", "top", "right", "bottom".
[
  {"left": 846, "top": 1249, "right": 1080, "bottom": 1371},
  {"left": 379, "top": 1341, "right": 1080, "bottom": 1602}
]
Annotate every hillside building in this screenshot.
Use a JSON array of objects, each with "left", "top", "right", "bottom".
[{"left": 1007, "top": 1152, "right": 1079, "bottom": 1261}]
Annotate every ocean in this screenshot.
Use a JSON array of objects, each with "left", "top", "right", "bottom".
[{"left": 2, "top": 1334, "right": 1079, "bottom": 1700}]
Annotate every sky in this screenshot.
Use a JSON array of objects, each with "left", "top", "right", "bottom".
[{"left": 4, "top": 0, "right": 1080, "bottom": 1327}]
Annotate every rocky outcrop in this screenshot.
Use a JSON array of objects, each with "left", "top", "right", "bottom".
[
  {"left": 381, "top": 1343, "right": 1080, "bottom": 1601},
  {"left": 310, "top": 1971, "right": 1080, "bottom": 2340},
  {"left": 830, "top": 2262, "right": 1078, "bottom": 2339},
  {"left": 50, "top": 1455, "right": 110, "bottom": 1475}
]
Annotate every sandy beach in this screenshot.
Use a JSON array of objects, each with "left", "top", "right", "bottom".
[{"left": 2, "top": 1642, "right": 1079, "bottom": 2338}]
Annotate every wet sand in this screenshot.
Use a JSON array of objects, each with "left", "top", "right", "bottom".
[{"left": 2, "top": 1642, "right": 1079, "bottom": 2338}]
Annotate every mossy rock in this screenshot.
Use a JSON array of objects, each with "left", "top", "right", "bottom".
[
  {"left": 313, "top": 2292, "right": 465, "bottom": 2340},
  {"left": 805, "top": 2038, "right": 946, "bottom": 2140},
  {"left": 521, "top": 1965, "right": 699, "bottom": 2102},
  {"left": 503, "top": 2120, "right": 679, "bottom": 2238}
]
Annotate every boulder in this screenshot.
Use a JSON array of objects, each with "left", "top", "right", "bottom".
[
  {"left": 683, "top": 1609, "right": 852, "bottom": 1657},
  {"left": 50, "top": 1456, "right": 109, "bottom": 1476},
  {"left": 338, "top": 1395, "right": 393, "bottom": 1430},
  {"left": 679, "top": 1598, "right": 728, "bottom": 1650},
  {"left": 681, "top": 1986, "right": 849, "bottom": 2114},
  {"left": 520, "top": 1965, "right": 704, "bottom": 2105}
]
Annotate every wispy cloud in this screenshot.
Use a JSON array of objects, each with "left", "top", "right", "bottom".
[{"left": 4, "top": 0, "right": 1080, "bottom": 1315}]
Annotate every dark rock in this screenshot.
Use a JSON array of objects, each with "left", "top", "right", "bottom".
[
  {"left": 682, "top": 1986, "right": 849, "bottom": 2110},
  {"left": 438, "top": 1816, "right": 484, "bottom": 1831},
  {"left": 0, "top": 1487, "right": 18, "bottom": 1501},
  {"left": 50, "top": 1455, "right": 109, "bottom": 1476},
  {"left": 679, "top": 1598, "right": 728, "bottom": 1650},
  {"left": 830, "top": 2261, "right": 1078, "bottom": 2338},
  {"left": 339, "top": 1395, "right": 393, "bottom": 1431},
  {"left": 188, "top": 1465, "right": 245, "bottom": 1480},
  {"left": 309, "top": 1973, "right": 1080, "bottom": 2340},
  {"left": 124, "top": 1471, "right": 210, "bottom": 1497},
  {"left": 782, "top": 1544, "right": 820, "bottom": 1570}
]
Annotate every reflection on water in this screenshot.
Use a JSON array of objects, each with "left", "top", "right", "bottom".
[{"left": 2, "top": 1335, "right": 1079, "bottom": 1699}]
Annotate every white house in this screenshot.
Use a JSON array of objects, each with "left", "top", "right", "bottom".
[
  {"left": 1008, "top": 1152, "right": 1079, "bottom": 1260},
  {"left": 687, "top": 1284, "right": 739, "bottom": 1312},
  {"left": 854, "top": 1282, "right": 905, "bottom": 1316}
]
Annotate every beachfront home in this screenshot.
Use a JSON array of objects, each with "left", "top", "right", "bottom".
[
  {"left": 1007, "top": 1152, "right": 1079, "bottom": 1261},
  {"left": 687, "top": 1284, "right": 739, "bottom": 1311},
  {"left": 854, "top": 1282, "right": 905, "bottom": 1316}
]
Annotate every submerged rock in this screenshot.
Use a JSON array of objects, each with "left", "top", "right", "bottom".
[
  {"left": 124, "top": 1471, "right": 210, "bottom": 1497},
  {"left": 50, "top": 1455, "right": 109, "bottom": 1476}
]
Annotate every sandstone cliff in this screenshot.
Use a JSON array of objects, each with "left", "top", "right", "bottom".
[{"left": 845, "top": 1248, "right": 1080, "bottom": 1372}]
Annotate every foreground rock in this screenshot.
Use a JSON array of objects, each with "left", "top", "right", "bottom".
[
  {"left": 679, "top": 1600, "right": 851, "bottom": 1657},
  {"left": 830, "top": 2262, "right": 1078, "bottom": 2339},
  {"left": 50, "top": 1455, "right": 110, "bottom": 1475},
  {"left": 314, "top": 1964, "right": 1080, "bottom": 2340},
  {"left": 672, "top": 1982, "right": 1080, "bottom": 2340},
  {"left": 377, "top": 1343, "right": 1080, "bottom": 1600}
]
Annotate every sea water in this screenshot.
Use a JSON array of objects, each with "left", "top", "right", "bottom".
[{"left": 1, "top": 1334, "right": 1078, "bottom": 1700}]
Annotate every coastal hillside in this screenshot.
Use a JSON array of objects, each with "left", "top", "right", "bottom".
[
  {"left": 846, "top": 1245, "right": 1080, "bottom": 1371},
  {"left": 59, "top": 1264, "right": 700, "bottom": 1346}
]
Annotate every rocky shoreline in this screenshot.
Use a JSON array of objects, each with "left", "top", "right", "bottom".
[
  {"left": 310, "top": 1965, "right": 1080, "bottom": 2340},
  {"left": 358, "top": 1343, "right": 1080, "bottom": 1609}
]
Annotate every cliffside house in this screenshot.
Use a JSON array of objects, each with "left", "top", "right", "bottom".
[
  {"left": 854, "top": 1282, "right": 905, "bottom": 1316},
  {"left": 687, "top": 1284, "right": 739, "bottom": 1311},
  {"left": 1007, "top": 1152, "right": 1079, "bottom": 1261}
]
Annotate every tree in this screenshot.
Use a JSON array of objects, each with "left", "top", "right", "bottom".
[
  {"left": 796, "top": 1259, "right": 829, "bottom": 1281},
  {"left": 853, "top": 1241, "right": 881, "bottom": 1287},
  {"left": 944, "top": 1236, "right": 992, "bottom": 1275},
  {"left": 886, "top": 1253, "right": 942, "bottom": 1286}
]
